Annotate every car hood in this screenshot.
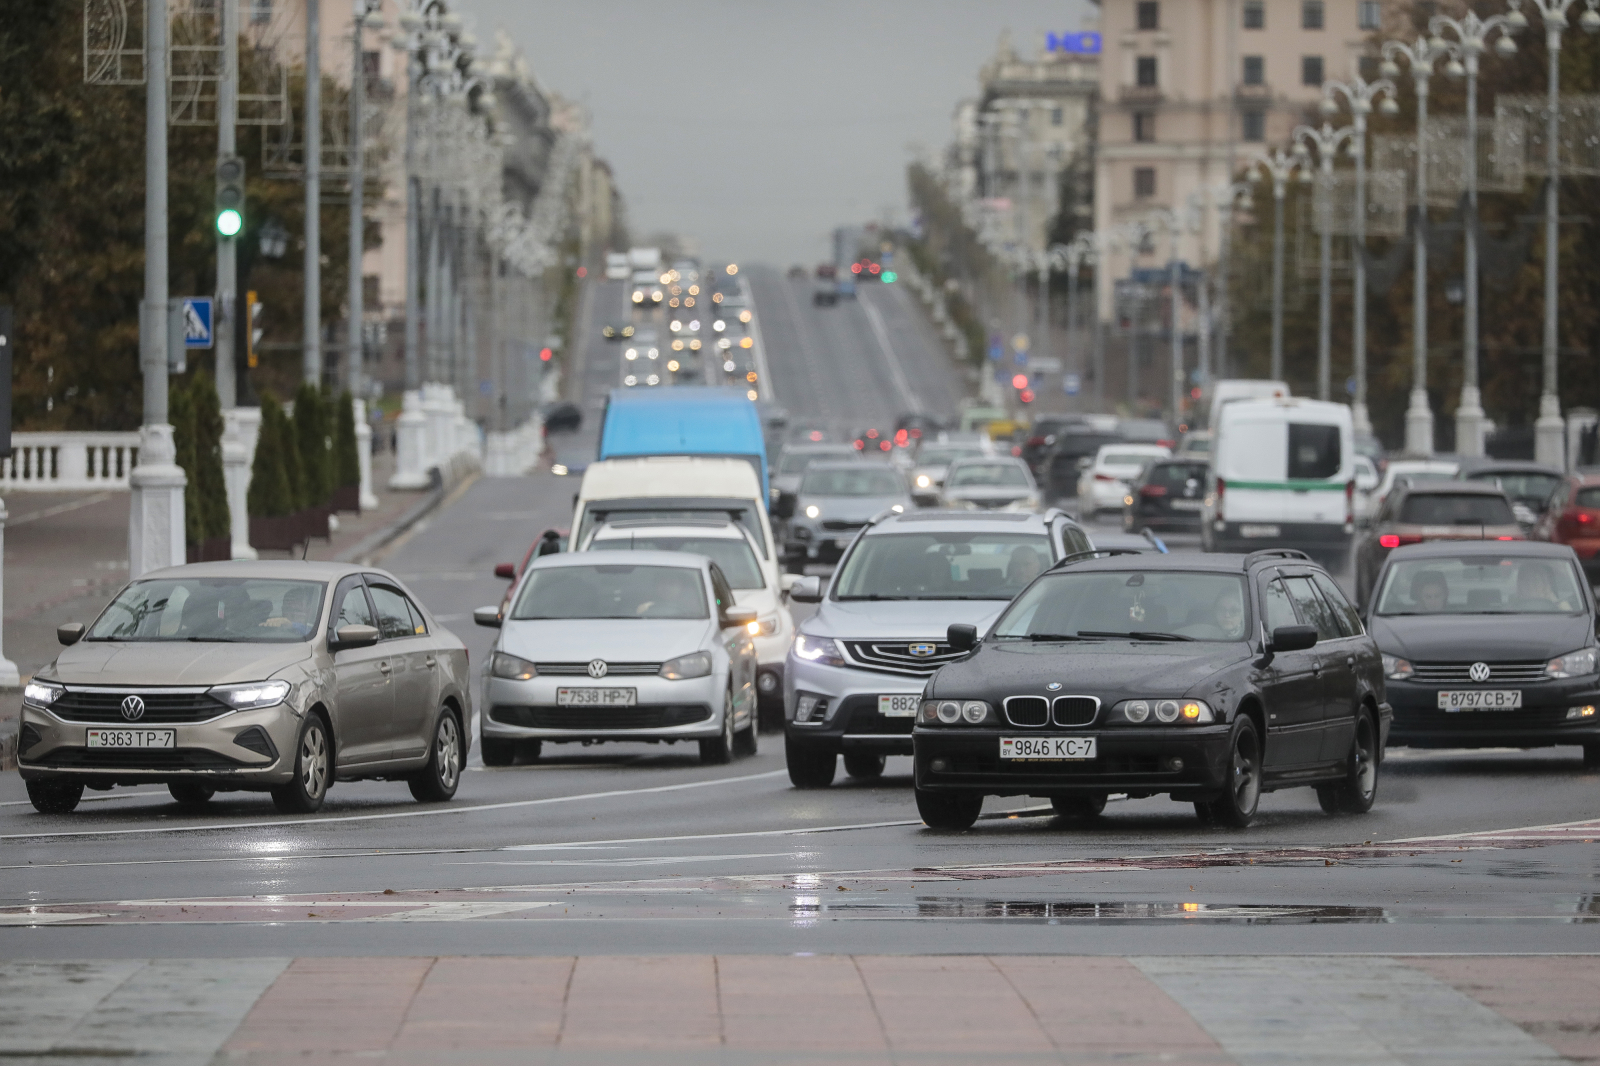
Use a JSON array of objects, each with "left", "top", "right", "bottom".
[
  {"left": 798, "top": 495, "right": 906, "bottom": 523},
  {"left": 806, "top": 598, "right": 1010, "bottom": 640},
  {"left": 44, "top": 640, "right": 314, "bottom": 686},
  {"left": 732, "top": 586, "right": 781, "bottom": 617},
  {"left": 931, "top": 640, "right": 1253, "bottom": 702},
  {"left": 498, "top": 618, "right": 715, "bottom": 663},
  {"left": 1370, "top": 613, "right": 1593, "bottom": 661},
  {"left": 945, "top": 486, "right": 1032, "bottom": 504}
]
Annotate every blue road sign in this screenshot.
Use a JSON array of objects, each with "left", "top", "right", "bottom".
[
  {"left": 182, "top": 298, "right": 213, "bottom": 349},
  {"left": 1014, "top": 350, "right": 1028, "bottom": 368},
  {"left": 988, "top": 333, "right": 1004, "bottom": 361},
  {"left": 1064, "top": 373, "right": 1082, "bottom": 396},
  {"left": 1046, "top": 31, "right": 1101, "bottom": 55}
]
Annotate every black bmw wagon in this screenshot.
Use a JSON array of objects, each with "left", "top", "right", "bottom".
[{"left": 912, "top": 549, "right": 1390, "bottom": 829}]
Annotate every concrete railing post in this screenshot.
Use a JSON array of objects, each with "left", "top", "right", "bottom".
[
  {"left": 0, "top": 498, "right": 20, "bottom": 687},
  {"left": 389, "top": 389, "right": 430, "bottom": 489},
  {"left": 222, "top": 408, "right": 259, "bottom": 560},
  {"left": 354, "top": 398, "right": 378, "bottom": 509}
]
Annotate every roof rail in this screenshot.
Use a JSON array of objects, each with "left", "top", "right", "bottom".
[
  {"left": 1048, "top": 548, "right": 1147, "bottom": 571},
  {"left": 1243, "top": 548, "right": 1312, "bottom": 568}
]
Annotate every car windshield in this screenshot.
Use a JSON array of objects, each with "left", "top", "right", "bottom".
[
  {"left": 511, "top": 564, "right": 708, "bottom": 620},
  {"left": 779, "top": 450, "right": 850, "bottom": 475},
  {"left": 917, "top": 447, "right": 982, "bottom": 466},
  {"left": 87, "top": 577, "right": 326, "bottom": 642},
  {"left": 1101, "top": 452, "right": 1159, "bottom": 468},
  {"left": 800, "top": 467, "right": 904, "bottom": 497},
  {"left": 590, "top": 535, "right": 763, "bottom": 589},
  {"left": 1398, "top": 494, "right": 1516, "bottom": 526},
  {"left": 835, "top": 532, "right": 1052, "bottom": 601},
  {"left": 1467, "top": 471, "right": 1562, "bottom": 505},
  {"left": 948, "top": 463, "right": 1030, "bottom": 488},
  {"left": 993, "top": 571, "right": 1250, "bottom": 642},
  {"left": 1374, "top": 556, "right": 1586, "bottom": 616}
]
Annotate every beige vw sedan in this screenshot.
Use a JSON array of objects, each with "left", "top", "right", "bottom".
[{"left": 17, "top": 561, "right": 471, "bottom": 815}]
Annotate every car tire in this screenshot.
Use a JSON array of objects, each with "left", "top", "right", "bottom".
[
  {"left": 481, "top": 736, "right": 517, "bottom": 767},
  {"left": 409, "top": 709, "right": 463, "bottom": 803},
  {"left": 843, "top": 753, "right": 886, "bottom": 780},
  {"left": 1193, "top": 799, "right": 1218, "bottom": 824},
  {"left": 519, "top": 739, "right": 544, "bottom": 762},
  {"left": 786, "top": 742, "right": 836, "bottom": 788},
  {"left": 1211, "top": 716, "right": 1262, "bottom": 828},
  {"left": 271, "top": 714, "right": 331, "bottom": 814},
  {"left": 1583, "top": 742, "right": 1600, "bottom": 769},
  {"left": 915, "top": 787, "right": 982, "bottom": 830},
  {"left": 1051, "top": 793, "right": 1107, "bottom": 819},
  {"left": 26, "top": 779, "right": 84, "bottom": 814},
  {"left": 1326, "top": 711, "right": 1379, "bottom": 814},
  {"left": 168, "top": 781, "right": 215, "bottom": 807},
  {"left": 734, "top": 706, "right": 759, "bottom": 757},
  {"left": 700, "top": 692, "right": 736, "bottom": 765}
]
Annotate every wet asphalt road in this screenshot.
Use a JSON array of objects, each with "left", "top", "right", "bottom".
[{"left": 5, "top": 275, "right": 1600, "bottom": 960}]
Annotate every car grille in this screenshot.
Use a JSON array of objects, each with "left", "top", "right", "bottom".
[
  {"left": 1053, "top": 697, "right": 1099, "bottom": 727},
  {"left": 49, "top": 689, "right": 230, "bottom": 724},
  {"left": 1004, "top": 696, "right": 1050, "bottom": 727},
  {"left": 29, "top": 748, "right": 251, "bottom": 770},
  {"left": 839, "top": 697, "right": 915, "bottom": 736},
  {"left": 1408, "top": 660, "right": 1549, "bottom": 683},
  {"left": 533, "top": 662, "right": 662, "bottom": 677},
  {"left": 489, "top": 704, "right": 711, "bottom": 730},
  {"left": 843, "top": 641, "right": 966, "bottom": 676},
  {"left": 820, "top": 520, "right": 866, "bottom": 532}
]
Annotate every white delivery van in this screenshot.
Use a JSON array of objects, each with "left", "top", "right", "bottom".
[
  {"left": 571, "top": 457, "right": 795, "bottom": 726},
  {"left": 605, "top": 252, "right": 630, "bottom": 280},
  {"left": 1202, "top": 397, "right": 1355, "bottom": 568},
  {"left": 1206, "top": 378, "right": 1290, "bottom": 431}
]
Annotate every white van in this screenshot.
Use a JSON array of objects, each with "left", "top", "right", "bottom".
[
  {"left": 605, "top": 252, "right": 630, "bottom": 280},
  {"left": 1206, "top": 378, "right": 1290, "bottom": 432},
  {"left": 1202, "top": 397, "right": 1355, "bottom": 567},
  {"left": 571, "top": 457, "right": 794, "bottom": 725}
]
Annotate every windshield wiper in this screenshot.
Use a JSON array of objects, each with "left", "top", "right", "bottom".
[
  {"left": 1022, "top": 633, "right": 1097, "bottom": 642},
  {"left": 836, "top": 594, "right": 913, "bottom": 601},
  {"left": 1076, "top": 630, "right": 1195, "bottom": 642},
  {"left": 186, "top": 636, "right": 245, "bottom": 642}
]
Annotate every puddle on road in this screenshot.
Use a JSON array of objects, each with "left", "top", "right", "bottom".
[{"left": 787, "top": 898, "right": 1389, "bottom": 923}]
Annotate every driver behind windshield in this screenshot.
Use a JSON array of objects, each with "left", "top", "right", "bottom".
[
  {"left": 1513, "top": 562, "right": 1574, "bottom": 612},
  {"left": 1411, "top": 571, "right": 1449, "bottom": 613},
  {"left": 1005, "top": 546, "right": 1044, "bottom": 588}
]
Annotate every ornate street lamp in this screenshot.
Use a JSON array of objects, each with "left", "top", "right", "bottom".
[
  {"left": 1249, "top": 148, "right": 1312, "bottom": 382},
  {"left": 1293, "top": 123, "right": 1355, "bottom": 402}
]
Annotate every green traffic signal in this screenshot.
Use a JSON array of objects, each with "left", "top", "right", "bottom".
[
  {"left": 216, "top": 208, "right": 243, "bottom": 237},
  {"left": 881, "top": 271, "right": 898, "bottom": 283}
]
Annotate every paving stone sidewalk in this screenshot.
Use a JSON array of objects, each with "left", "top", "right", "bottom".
[{"left": 0, "top": 954, "right": 1594, "bottom": 1064}]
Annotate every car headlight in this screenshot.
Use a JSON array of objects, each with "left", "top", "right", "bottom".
[
  {"left": 660, "top": 651, "right": 714, "bottom": 680},
  {"left": 793, "top": 634, "right": 846, "bottom": 667},
  {"left": 919, "top": 699, "right": 994, "bottom": 725},
  {"left": 1548, "top": 648, "right": 1598, "bottom": 678},
  {"left": 22, "top": 680, "right": 64, "bottom": 708},
  {"left": 632, "top": 291, "right": 644, "bottom": 303},
  {"left": 210, "top": 679, "right": 292, "bottom": 710},
  {"left": 1110, "top": 698, "right": 1213, "bottom": 724},
  {"left": 491, "top": 652, "right": 538, "bottom": 680},
  {"left": 804, "top": 505, "right": 820, "bottom": 519},
  {"left": 753, "top": 615, "right": 780, "bottom": 637},
  {"left": 915, "top": 474, "right": 932, "bottom": 488},
  {"left": 1381, "top": 654, "right": 1413, "bottom": 681}
]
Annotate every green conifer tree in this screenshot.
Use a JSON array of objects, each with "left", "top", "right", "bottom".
[
  {"left": 247, "top": 395, "right": 293, "bottom": 518},
  {"left": 293, "top": 382, "right": 329, "bottom": 506},
  {"left": 334, "top": 390, "right": 359, "bottom": 489}
]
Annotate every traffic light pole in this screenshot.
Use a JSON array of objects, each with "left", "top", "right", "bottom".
[
  {"left": 303, "top": 0, "right": 322, "bottom": 386},
  {"left": 215, "top": 0, "right": 238, "bottom": 410}
]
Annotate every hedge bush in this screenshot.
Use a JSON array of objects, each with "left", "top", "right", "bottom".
[
  {"left": 293, "top": 381, "right": 329, "bottom": 507},
  {"left": 247, "top": 394, "right": 294, "bottom": 518},
  {"left": 334, "top": 390, "right": 359, "bottom": 489},
  {"left": 188, "top": 371, "right": 229, "bottom": 540}
]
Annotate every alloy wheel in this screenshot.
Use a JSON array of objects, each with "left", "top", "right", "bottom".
[
  {"left": 1231, "top": 728, "right": 1259, "bottom": 814},
  {"left": 435, "top": 714, "right": 461, "bottom": 791},
  {"left": 301, "top": 723, "right": 329, "bottom": 801}
]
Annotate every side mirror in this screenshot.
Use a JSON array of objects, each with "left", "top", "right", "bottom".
[
  {"left": 789, "top": 575, "right": 823, "bottom": 603},
  {"left": 493, "top": 563, "right": 516, "bottom": 580},
  {"left": 332, "top": 623, "right": 380, "bottom": 649},
  {"left": 947, "top": 623, "right": 978, "bottom": 652},
  {"left": 1076, "top": 457, "right": 1093, "bottom": 470},
  {"left": 1269, "top": 624, "right": 1318, "bottom": 653},
  {"left": 724, "top": 605, "right": 758, "bottom": 629},
  {"left": 774, "top": 492, "right": 797, "bottom": 520},
  {"left": 472, "top": 606, "right": 503, "bottom": 629},
  {"left": 780, "top": 573, "right": 801, "bottom": 595},
  {"left": 57, "top": 622, "right": 85, "bottom": 647}
]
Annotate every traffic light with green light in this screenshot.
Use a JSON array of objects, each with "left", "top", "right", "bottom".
[
  {"left": 881, "top": 271, "right": 897, "bottom": 283},
  {"left": 216, "top": 156, "right": 245, "bottom": 237}
]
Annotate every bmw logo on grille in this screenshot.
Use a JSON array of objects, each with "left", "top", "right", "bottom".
[
  {"left": 120, "top": 695, "right": 146, "bottom": 721},
  {"left": 1047, "top": 682, "right": 1062, "bottom": 691},
  {"left": 1469, "top": 662, "right": 1491, "bottom": 683},
  {"left": 587, "top": 660, "right": 609, "bottom": 679},
  {"left": 908, "top": 643, "right": 936, "bottom": 658}
]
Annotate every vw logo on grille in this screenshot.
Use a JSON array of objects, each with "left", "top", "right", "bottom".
[
  {"left": 1469, "top": 662, "right": 1492, "bottom": 683},
  {"left": 587, "top": 660, "right": 609, "bottom": 679},
  {"left": 120, "top": 695, "right": 146, "bottom": 721},
  {"left": 908, "top": 643, "right": 936, "bottom": 658}
]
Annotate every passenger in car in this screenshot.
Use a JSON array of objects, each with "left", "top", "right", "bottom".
[{"left": 1514, "top": 563, "right": 1570, "bottom": 612}]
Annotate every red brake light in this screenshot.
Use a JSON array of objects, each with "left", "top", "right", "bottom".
[
  {"left": 869, "top": 264, "right": 880, "bottom": 273},
  {"left": 1140, "top": 485, "right": 1168, "bottom": 497},
  {"left": 809, "top": 430, "right": 823, "bottom": 441},
  {"left": 1011, "top": 445, "right": 1022, "bottom": 456},
  {"left": 1580, "top": 513, "right": 1594, "bottom": 523},
  {"left": 1496, "top": 535, "right": 1516, "bottom": 541},
  {"left": 879, "top": 441, "right": 891, "bottom": 452},
  {"left": 1380, "top": 534, "right": 1400, "bottom": 549},
  {"left": 1026, "top": 436, "right": 1046, "bottom": 447},
  {"left": 1094, "top": 473, "right": 1117, "bottom": 481},
  {"left": 866, "top": 428, "right": 879, "bottom": 438},
  {"left": 852, "top": 439, "right": 865, "bottom": 450},
  {"left": 851, "top": 264, "right": 861, "bottom": 273}
]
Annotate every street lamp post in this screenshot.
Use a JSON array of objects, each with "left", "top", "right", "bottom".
[
  {"left": 1063, "top": 233, "right": 1095, "bottom": 409},
  {"left": 1249, "top": 148, "right": 1307, "bottom": 382},
  {"left": 303, "top": 0, "right": 322, "bottom": 386},
  {"left": 347, "top": 0, "right": 384, "bottom": 400},
  {"left": 1429, "top": 8, "right": 1519, "bottom": 458},
  {"left": 1292, "top": 122, "right": 1354, "bottom": 402},
  {"left": 1381, "top": 36, "right": 1449, "bottom": 455},
  {"left": 1146, "top": 207, "right": 1198, "bottom": 428},
  {"left": 1210, "top": 180, "right": 1253, "bottom": 383},
  {"left": 1504, "top": 0, "right": 1600, "bottom": 466},
  {"left": 1321, "top": 73, "right": 1401, "bottom": 436}
]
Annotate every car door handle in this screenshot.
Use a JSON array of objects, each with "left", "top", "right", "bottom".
[
  {"left": 425, "top": 656, "right": 437, "bottom": 669},
  {"left": 1346, "top": 656, "right": 1355, "bottom": 667},
  {"left": 378, "top": 661, "right": 391, "bottom": 674}
]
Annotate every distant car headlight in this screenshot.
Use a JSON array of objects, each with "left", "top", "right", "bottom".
[
  {"left": 1381, "top": 654, "right": 1413, "bottom": 681},
  {"left": 660, "top": 651, "right": 713, "bottom": 680},
  {"left": 919, "top": 699, "right": 994, "bottom": 725},
  {"left": 915, "top": 474, "right": 932, "bottom": 488},
  {"left": 651, "top": 290, "right": 663, "bottom": 301},
  {"left": 1111, "top": 698, "right": 1213, "bottom": 724},
  {"left": 793, "top": 634, "right": 846, "bottom": 667},
  {"left": 752, "top": 615, "right": 780, "bottom": 637},
  {"left": 891, "top": 504, "right": 905, "bottom": 513},
  {"left": 23, "top": 680, "right": 64, "bottom": 708},
  {"left": 1548, "top": 648, "right": 1598, "bottom": 678},
  {"left": 491, "top": 652, "right": 538, "bottom": 680},
  {"left": 632, "top": 291, "right": 644, "bottom": 303},
  {"left": 805, "top": 504, "right": 821, "bottom": 518},
  {"left": 210, "top": 679, "right": 292, "bottom": 710}
]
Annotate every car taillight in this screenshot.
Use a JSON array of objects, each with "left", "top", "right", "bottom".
[
  {"left": 1379, "top": 534, "right": 1423, "bottom": 549},
  {"left": 1094, "top": 473, "right": 1117, "bottom": 481},
  {"left": 1026, "top": 436, "right": 1046, "bottom": 447},
  {"left": 1496, "top": 535, "right": 1517, "bottom": 541},
  {"left": 1214, "top": 477, "right": 1225, "bottom": 522},
  {"left": 1157, "top": 439, "right": 1175, "bottom": 448},
  {"left": 1140, "top": 485, "right": 1168, "bottom": 497},
  {"left": 852, "top": 439, "right": 865, "bottom": 450},
  {"left": 879, "top": 441, "right": 891, "bottom": 452}
]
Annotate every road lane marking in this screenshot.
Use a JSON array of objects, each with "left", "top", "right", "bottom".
[
  {"left": 497, "top": 818, "right": 925, "bottom": 852},
  {"left": 859, "top": 288, "right": 923, "bottom": 415},
  {"left": 0, "top": 769, "right": 787, "bottom": 842}
]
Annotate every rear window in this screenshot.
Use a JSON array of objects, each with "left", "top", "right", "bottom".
[
  {"left": 1575, "top": 487, "right": 1600, "bottom": 509},
  {"left": 1102, "top": 452, "right": 1158, "bottom": 468},
  {"left": 1150, "top": 463, "right": 1208, "bottom": 487},
  {"left": 1467, "top": 471, "right": 1562, "bottom": 505},
  {"left": 1288, "top": 423, "right": 1341, "bottom": 480},
  {"left": 948, "top": 463, "right": 1031, "bottom": 488},
  {"left": 1399, "top": 494, "right": 1516, "bottom": 526}
]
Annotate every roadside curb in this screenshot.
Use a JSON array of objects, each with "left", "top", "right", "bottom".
[
  {"left": 337, "top": 457, "right": 480, "bottom": 566},
  {"left": 1, "top": 695, "right": 19, "bottom": 773}
]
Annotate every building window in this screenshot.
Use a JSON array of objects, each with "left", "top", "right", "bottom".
[
  {"left": 249, "top": 0, "right": 271, "bottom": 22},
  {"left": 1137, "top": 1, "right": 1160, "bottom": 31},
  {"left": 1134, "top": 167, "right": 1157, "bottom": 199},
  {"left": 1358, "top": 1, "right": 1381, "bottom": 29},
  {"left": 1303, "top": 1, "right": 1325, "bottom": 29},
  {"left": 362, "top": 50, "right": 380, "bottom": 78},
  {"left": 1134, "top": 111, "right": 1156, "bottom": 142},
  {"left": 1243, "top": 0, "right": 1265, "bottom": 29},
  {"left": 1051, "top": 106, "right": 1063, "bottom": 126},
  {"left": 1136, "top": 56, "right": 1158, "bottom": 88},
  {"left": 1242, "top": 56, "right": 1264, "bottom": 86},
  {"left": 1302, "top": 55, "right": 1324, "bottom": 86},
  {"left": 1241, "top": 110, "right": 1266, "bottom": 142},
  {"left": 1358, "top": 54, "right": 1379, "bottom": 80}
]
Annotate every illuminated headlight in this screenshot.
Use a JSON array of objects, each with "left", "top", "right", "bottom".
[
  {"left": 667, "top": 360, "right": 680, "bottom": 372},
  {"left": 1568, "top": 705, "right": 1597, "bottom": 719},
  {"left": 915, "top": 474, "right": 932, "bottom": 488},
  {"left": 491, "top": 652, "right": 537, "bottom": 680},
  {"left": 646, "top": 374, "right": 660, "bottom": 385},
  {"left": 714, "top": 320, "right": 726, "bottom": 331},
  {"left": 689, "top": 285, "right": 700, "bottom": 295},
  {"left": 919, "top": 699, "right": 993, "bottom": 725},
  {"left": 752, "top": 615, "right": 780, "bottom": 637},
  {"left": 794, "top": 634, "right": 846, "bottom": 667},
  {"left": 23, "top": 680, "right": 64, "bottom": 708},
  {"left": 625, "top": 348, "right": 638, "bottom": 360},
  {"left": 672, "top": 340, "right": 684, "bottom": 351},
  {"left": 632, "top": 291, "right": 644, "bottom": 303},
  {"left": 211, "top": 679, "right": 293, "bottom": 710},
  {"left": 647, "top": 348, "right": 659, "bottom": 358},
  {"left": 651, "top": 290, "right": 663, "bottom": 301},
  {"left": 739, "top": 310, "right": 752, "bottom": 323},
  {"left": 1111, "top": 698, "right": 1213, "bottom": 724},
  {"left": 659, "top": 651, "right": 713, "bottom": 680},
  {"left": 724, "top": 359, "right": 737, "bottom": 371},
  {"left": 689, "top": 339, "right": 701, "bottom": 350},
  {"left": 1382, "top": 654, "right": 1413, "bottom": 681},
  {"left": 891, "top": 504, "right": 905, "bottom": 513},
  {"left": 1123, "top": 495, "right": 1134, "bottom": 506},
  {"left": 804, "top": 505, "right": 821, "bottom": 519},
  {"left": 689, "top": 320, "right": 700, "bottom": 330},
  {"left": 1548, "top": 648, "right": 1598, "bottom": 678},
  {"left": 551, "top": 463, "right": 569, "bottom": 476},
  {"left": 719, "top": 339, "right": 732, "bottom": 350},
  {"left": 670, "top": 320, "right": 682, "bottom": 332},
  {"left": 624, "top": 375, "right": 638, "bottom": 386}
]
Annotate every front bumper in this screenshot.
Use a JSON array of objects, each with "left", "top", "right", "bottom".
[
  {"left": 783, "top": 652, "right": 927, "bottom": 755},
  {"left": 1208, "top": 520, "right": 1352, "bottom": 556},
  {"left": 913, "top": 725, "right": 1234, "bottom": 798},
  {"left": 481, "top": 673, "right": 727, "bottom": 742},
  {"left": 1387, "top": 677, "right": 1600, "bottom": 749},
  {"left": 787, "top": 525, "right": 864, "bottom": 562}
]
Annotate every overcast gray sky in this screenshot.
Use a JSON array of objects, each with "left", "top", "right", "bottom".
[{"left": 469, "top": 0, "right": 1096, "bottom": 266}]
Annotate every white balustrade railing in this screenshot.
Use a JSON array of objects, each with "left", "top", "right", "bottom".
[{"left": 0, "top": 432, "right": 142, "bottom": 490}]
